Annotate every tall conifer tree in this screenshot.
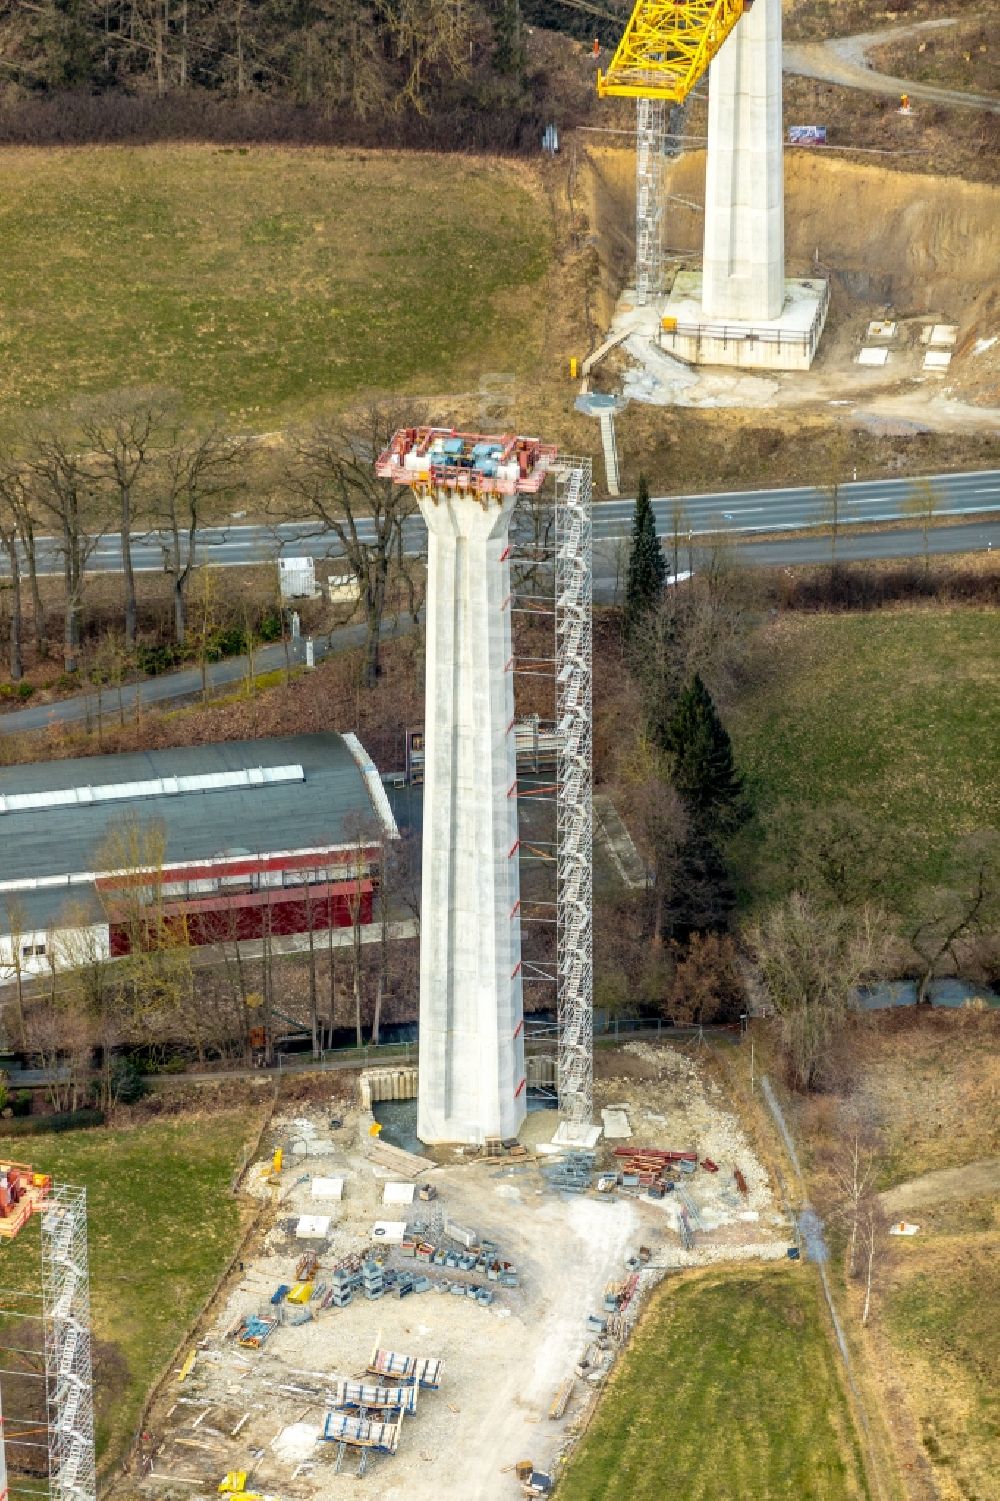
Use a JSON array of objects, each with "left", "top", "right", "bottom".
[
  {"left": 659, "top": 672, "right": 745, "bottom": 832},
  {"left": 624, "top": 472, "right": 665, "bottom": 641}
]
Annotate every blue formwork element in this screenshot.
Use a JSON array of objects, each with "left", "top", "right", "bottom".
[
  {"left": 321, "top": 1411, "right": 402, "bottom": 1455},
  {"left": 332, "top": 1380, "right": 418, "bottom": 1415}
]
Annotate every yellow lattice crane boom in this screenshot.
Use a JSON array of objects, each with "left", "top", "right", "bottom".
[{"left": 597, "top": 0, "right": 749, "bottom": 102}]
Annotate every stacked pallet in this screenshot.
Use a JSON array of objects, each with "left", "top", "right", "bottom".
[{"left": 612, "top": 1146, "right": 697, "bottom": 1185}]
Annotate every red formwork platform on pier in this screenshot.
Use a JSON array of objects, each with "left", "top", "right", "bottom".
[
  {"left": 376, "top": 427, "right": 557, "bottom": 497},
  {"left": 0, "top": 1162, "right": 52, "bottom": 1240}
]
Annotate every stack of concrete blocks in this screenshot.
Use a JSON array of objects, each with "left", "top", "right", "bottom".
[
  {"left": 362, "top": 1259, "right": 385, "bottom": 1301},
  {"left": 416, "top": 490, "right": 527, "bottom": 1146},
  {"left": 330, "top": 1267, "right": 357, "bottom": 1308}
]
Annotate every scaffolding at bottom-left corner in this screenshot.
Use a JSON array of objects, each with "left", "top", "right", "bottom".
[{"left": 0, "top": 1165, "right": 96, "bottom": 1501}]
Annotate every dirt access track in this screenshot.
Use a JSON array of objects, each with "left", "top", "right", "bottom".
[
  {"left": 784, "top": 16, "right": 1000, "bottom": 114},
  {"left": 880, "top": 1156, "right": 1000, "bottom": 1217},
  {"left": 123, "top": 1043, "right": 791, "bottom": 1501}
]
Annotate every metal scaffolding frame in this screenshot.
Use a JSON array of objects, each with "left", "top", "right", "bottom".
[
  {"left": 41, "top": 1186, "right": 95, "bottom": 1501},
  {"left": 635, "top": 98, "right": 666, "bottom": 302},
  {"left": 553, "top": 456, "right": 594, "bottom": 1125}
]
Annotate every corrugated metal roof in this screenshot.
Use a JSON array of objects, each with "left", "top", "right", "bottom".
[{"left": 0, "top": 734, "right": 393, "bottom": 934}]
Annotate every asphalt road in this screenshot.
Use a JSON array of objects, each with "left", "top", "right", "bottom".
[
  {"left": 1, "top": 519, "right": 995, "bottom": 736},
  {"left": 7, "top": 468, "right": 999, "bottom": 576},
  {"left": 594, "top": 519, "right": 999, "bottom": 597}
]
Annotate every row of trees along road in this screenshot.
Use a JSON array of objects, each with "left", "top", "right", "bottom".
[
  {"left": 0, "top": 396, "right": 423, "bottom": 689},
  {"left": 0, "top": 392, "right": 249, "bottom": 675}
]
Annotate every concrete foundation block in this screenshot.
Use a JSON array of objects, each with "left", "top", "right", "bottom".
[{"left": 661, "top": 272, "right": 829, "bottom": 372}]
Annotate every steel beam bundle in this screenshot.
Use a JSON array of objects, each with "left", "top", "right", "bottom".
[{"left": 40, "top": 1186, "right": 96, "bottom": 1501}]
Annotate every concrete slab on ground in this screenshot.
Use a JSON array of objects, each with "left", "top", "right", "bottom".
[{"left": 601, "top": 1108, "right": 632, "bottom": 1140}]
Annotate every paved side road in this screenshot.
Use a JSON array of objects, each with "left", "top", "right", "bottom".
[{"left": 0, "top": 613, "right": 416, "bottom": 736}]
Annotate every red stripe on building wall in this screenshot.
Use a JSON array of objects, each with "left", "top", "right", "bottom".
[
  {"left": 513, "top": 1017, "right": 524, "bottom": 1041},
  {"left": 96, "top": 847, "right": 378, "bottom": 890},
  {"left": 514, "top": 1077, "right": 526, "bottom": 1099},
  {"left": 108, "top": 879, "right": 374, "bottom": 956}
]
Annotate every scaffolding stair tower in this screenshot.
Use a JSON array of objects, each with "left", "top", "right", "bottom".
[{"left": 554, "top": 457, "right": 594, "bottom": 1126}]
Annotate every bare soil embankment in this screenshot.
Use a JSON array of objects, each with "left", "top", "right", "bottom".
[{"left": 579, "top": 147, "right": 1000, "bottom": 406}]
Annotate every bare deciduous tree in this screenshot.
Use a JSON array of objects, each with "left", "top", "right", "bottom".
[
  {"left": 617, "top": 728, "right": 689, "bottom": 949},
  {"left": 909, "top": 835, "right": 1000, "bottom": 1004},
  {"left": 149, "top": 420, "right": 249, "bottom": 644},
  {"left": 26, "top": 958, "right": 94, "bottom": 1114},
  {"left": 857, "top": 1195, "right": 886, "bottom": 1327},
  {"left": 747, "top": 892, "right": 889, "bottom": 1091},
  {"left": 23, "top": 421, "right": 110, "bottom": 673},
  {"left": 820, "top": 431, "right": 852, "bottom": 564},
  {"left": 903, "top": 476, "right": 943, "bottom": 578},
  {"left": 79, "top": 389, "right": 169, "bottom": 647},
  {"left": 784, "top": 803, "right": 897, "bottom": 910},
  {"left": 88, "top": 629, "right": 134, "bottom": 743},
  {"left": 668, "top": 499, "right": 691, "bottom": 582},
  {"left": 830, "top": 1132, "right": 879, "bottom": 1278},
  {"left": 285, "top": 405, "right": 420, "bottom": 688},
  {"left": 95, "top": 812, "right": 196, "bottom": 1049},
  {"left": 1, "top": 898, "right": 31, "bottom": 1049},
  {"left": 51, "top": 901, "right": 119, "bottom": 1111}
]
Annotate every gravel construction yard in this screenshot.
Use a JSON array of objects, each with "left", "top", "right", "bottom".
[{"left": 127, "top": 1043, "right": 792, "bottom": 1501}]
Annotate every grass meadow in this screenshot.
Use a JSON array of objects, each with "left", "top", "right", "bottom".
[
  {"left": 0, "top": 1107, "right": 262, "bottom": 1468},
  {"left": 728, "top": 607, "right": 1000, "bottom": 915},
  {"left": 557, "top": 1266, "right": 869, "bottom": 1501},
  {"left": 0, "top": 145, "right": 551, "bottom": 426}
]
